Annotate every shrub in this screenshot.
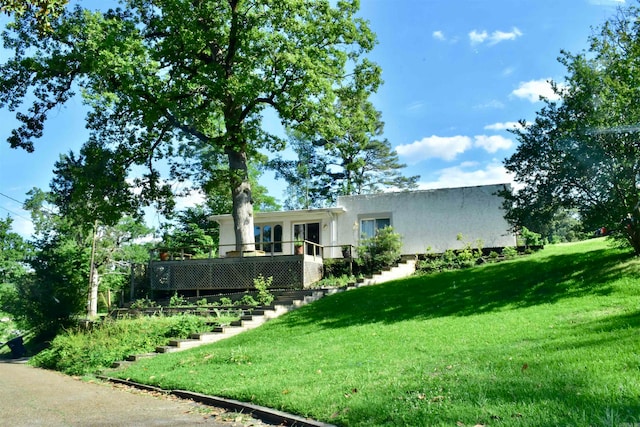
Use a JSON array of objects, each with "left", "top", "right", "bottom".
[
  {"left": 357, "top": 226, "right": 402, "bottom": 275},
  {"left": 164, "top": 315, "right": 207, "bottom": 338},
  {"left": 323, "top": 258, "right": 352, "bottom": 278},
  {"left": 219, "top": 297, "right": 233, "bottom": 306},
  {"left": 521, "top": 226, "right": 543, "bottom": 247},
  {"left": 30, "top": 315, "right": 210, "bottom": 375},
  {"left": 169, "top": 292, "right": 188, "bottom": 307},
  {"left": 253, "top": 275, "right": 274, "bottom": 306},
  {"left": 502, "top": 246, "right": 518, "bottom": 259},
  {"left": 313, "top": 274, "right": 355, "bottom": 288},
  {"left": 130, "top": 298, "right": 158, "bottom": 309},
  {"left": 239, "top": 294, "right": 258, "bottom": 307}
]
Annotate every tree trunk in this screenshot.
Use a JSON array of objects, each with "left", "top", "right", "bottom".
[{"left": 227, "top": 147, "right": 255, "bottom": 252}]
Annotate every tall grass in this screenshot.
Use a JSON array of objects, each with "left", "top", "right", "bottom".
[
  {"left": 110, "top": 239, "right": 639, "bottom": 425},
  {"left": 31, "top": 315, "right": 212, "bottom": 375}
]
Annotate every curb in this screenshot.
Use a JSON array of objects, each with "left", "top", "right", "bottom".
[{"left": 98, "top": 376, "right": 337, "bottom": 427}]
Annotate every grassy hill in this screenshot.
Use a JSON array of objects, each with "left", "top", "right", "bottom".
[{"left": 112, "top": 238, "right": 640, "bottom": 426}]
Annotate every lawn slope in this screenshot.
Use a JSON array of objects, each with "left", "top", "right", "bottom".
[{"left": 113, "top": 239, "right": 640, "bottom": 426}]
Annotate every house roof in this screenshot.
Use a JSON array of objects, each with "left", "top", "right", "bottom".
[{"left": 208, "top": 206, "right": 347, "bottom": 223}]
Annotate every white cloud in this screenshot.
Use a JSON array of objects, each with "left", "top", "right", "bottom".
[
  {"left": 406, "top": 101, "right": 425, "bottom": 112},
  {"left": 473, "top": 99, "right": 505, "bottom": 110},
  {"left": 473, "top": 135, "right": 514, "bottom": 153},
  {"left": 396, "top": 135, "right": 472, "bottom": 162},
  {"left": 511, "top": 79, "right": 563, "bottom": 102},
  {"left": 502, "top": 66, "right": 516, "bottom": 77},
  {"left": 469, "top": 30, "right": 488, "bottom": 45},
  {"left": 484, "top": 121, "right": 522, "bottom": 131},
  {"left": 432, "top": 30, "right": 445, "bottom": 41},
  {"left": 396, "top": 133, "right": 514, "bottom": 163},
  {"left": 417, "top": 162, "right": 515, "bottom": 190},
  {"left": 469, "top": 27, "right": 522, "bottom": 46},
  {"left": 488, "top": 27, "right": 523, "bottom": 45}
]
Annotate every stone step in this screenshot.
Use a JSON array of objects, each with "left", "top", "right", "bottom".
[
  {"left": 113, "top": 261, "right": 417, "bottom": 367},
  {"left": 126, "top": 353, "right": 157, "bottom": 362}
]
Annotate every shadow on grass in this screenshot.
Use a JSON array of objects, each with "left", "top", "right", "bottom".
[{"left": 287, "top": 246, "right": 635, "bottom": 329}]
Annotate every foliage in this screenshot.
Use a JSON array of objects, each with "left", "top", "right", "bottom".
[
  {"left": 163, "top": 315, "right": 207, "bottom": 339},
  {"left": 129, "top": 297, "right": 158, "bottom": 310},
  {"left": 113, "top": 239, "right": 640, "bottom": 426},
  {"left": 4, "top": 230, "right": 89, "bottom": 337},
  {"left": 0, "top": 0, "right": 67, "bottom": 33},
  {"left": 0, "top": 0, "right": 380, "bottom": 251},
  {"left": 520, "top": 226, "right": 543, "bottom": 247},
  {"left": 253, "top": 274, "right": 274, "bottom": 306},
  {"left": 356, "top": 226, "right": 402, "bottom": 274},
  {"left": 218, "top": 297, "right": 233, "bottom": 307},
  {"left": 271, "top": 105, "right": 419, "bottom": 209},
  {"left": 168, "top": 292, "right": 188, "bottom": 308},
  {"left": 322, "top": 258, "right": 353, "bottom": 279},
  {"left": 312, "top": 274, "right": 355, "bottom": 289},
  {"left": 417, "top": 248, "right": 483, "bottom": 273},
  {"left": 30, "top": 315, "right": 209, "bottom": 375},
  {"left": 0, "top": 216, "right": 31, "bottom": 286},
  {"left": 239, "top": 294, "right": 258, "bottom": 307},
  {"left": 93, "top": 216, "right": 153, "bottom": 301},
  {"left": 503, "top": 5, "right": 640, "bottom": 255},
  {"left": 502, "top": 246, "right": 518, "bottom": 259}
]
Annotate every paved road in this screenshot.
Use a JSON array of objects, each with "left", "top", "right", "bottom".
[{"left": 0, "top": 359, "right": 268, "bottom": 427}]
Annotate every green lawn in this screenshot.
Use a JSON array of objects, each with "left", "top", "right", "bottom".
[{"left": 112, "top": 239, "right": 640, "bottom": 426}]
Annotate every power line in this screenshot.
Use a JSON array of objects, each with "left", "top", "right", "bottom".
[
  {"left": 0, "top": 205, "right": 32, "bottom": 223},
  {"left": 0, "top": 190, "right": 56, "bottom": 214},
  {"left": 0, "top": 191, "right": 25, "bottom": 206}
]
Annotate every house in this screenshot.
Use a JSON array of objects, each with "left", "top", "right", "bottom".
[
  {"left": 148, "top": 184, "right": 515, "bottom": 293},
  {"left": 211, "top": 183, "right": 516, "bottom": 258}
]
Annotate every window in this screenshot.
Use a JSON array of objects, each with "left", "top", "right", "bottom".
[
  {"left": 254, "top": 224, "right": 283, "bottom": 253},
  {"left": 360, "top": 217, "right": 391, "bottom": 239}
]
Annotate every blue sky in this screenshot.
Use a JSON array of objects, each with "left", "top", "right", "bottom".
[{"left": 0, "top": 0, "right": 626, "bottom": 236}]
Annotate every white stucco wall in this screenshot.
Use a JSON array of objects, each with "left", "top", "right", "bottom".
[
  {"left": 212, "top": 184, "right": 516, "bottom": 257},
  {"left": 335, "top": 184, "right": 516, "bottom": 254}
]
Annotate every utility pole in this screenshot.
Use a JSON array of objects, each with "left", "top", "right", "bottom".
[{"left": 87, "top": 219, "right": 99, "bottom": 318}]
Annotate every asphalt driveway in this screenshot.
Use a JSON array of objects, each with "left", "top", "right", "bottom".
[{"left": 0, "top": 359, "right": 267, "bottom": 427}]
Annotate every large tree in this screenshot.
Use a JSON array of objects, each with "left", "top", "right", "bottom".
[
  {"left": 503, "top": 5, "right": 640, "bottom": 255},
  {"left": 0, "top": 0, "right": 380, "bottom": 251},
  {"left": 1, "top": 0, "right": 67, "bottom": 32},
  {"left": 272, "top": 88, "right": 418, "bottom": 209},
  {"left": 0, "top": 216, "right": 31, "bottom": 286}
]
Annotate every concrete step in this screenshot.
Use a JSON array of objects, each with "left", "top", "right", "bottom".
[
  {"left": 126, "top": 353, "right": 157, "bottom": 362},
  {"left": 112, "top": 263, "right": 416, "bottom": 367}
]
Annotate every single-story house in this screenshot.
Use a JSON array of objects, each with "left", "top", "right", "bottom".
[{"left": 211, "top": 183, "right": 516, "bottom": 258}]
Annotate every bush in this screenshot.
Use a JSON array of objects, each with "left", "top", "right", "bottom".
[
  {"left": 502, "top": 246, "right": 518, "bottom": 259},
  {"left": 164, "top": 315, "right": 208, "bottom": 338},
  {"left": 130, "top": 297, "right": 158, "bottom": 309},
  {"left": 253, "top": 275, "right": 274, "bottom": 306},
  {"left": 239, "top": 294, "right": 258, "bottom": 307},
  {"left": 357, "top": 226, "right": 402, "bottom": 275},
  {"left": 30, "top": 315, "right": 210, "bottom": 375},
  {"left": 323, "top": 258, "right": 352, "bottom": 278},
  {"left": 521, "top": 226, "right": 543, "bottom": 247},
  {"left": 169, "top": 292, "right": 188, "bottom": 307}
]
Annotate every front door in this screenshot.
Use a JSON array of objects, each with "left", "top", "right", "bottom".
[{"left": 293, "top": 222, "right": 320, "bottom": 255}]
